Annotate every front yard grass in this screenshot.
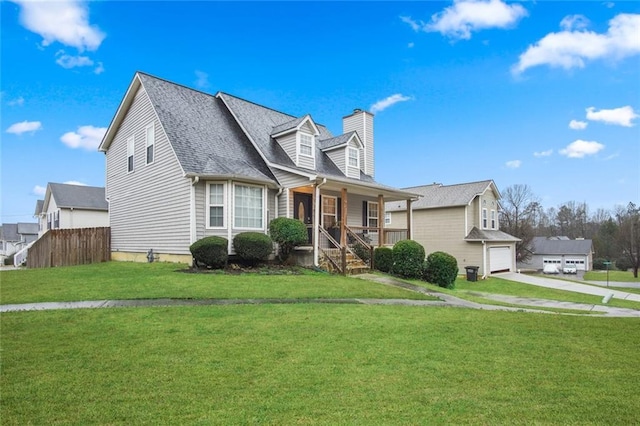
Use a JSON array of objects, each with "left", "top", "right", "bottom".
[
  {"left": 584, "top": 270, "right": 640, "bottom": 282},
  {"left": 2, "top": 305, "right": 639, "bottom": 425},
  {"left": 0, "top": 262, "right": 433, "bottom": 305}
]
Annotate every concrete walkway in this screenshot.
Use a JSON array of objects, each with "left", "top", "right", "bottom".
[{"left": 497, "top": 272, "right": 640, "bottom": 302}]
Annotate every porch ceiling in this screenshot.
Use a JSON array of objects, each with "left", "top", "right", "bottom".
[{"left": 313, "top": 177, "right": 420, "bottom": 202}]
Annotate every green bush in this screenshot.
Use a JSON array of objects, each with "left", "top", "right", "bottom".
[
  {"left": 593, "top": 258, "right": 609, "bottom": 270},
  {"left": 269, "top": 217, "right": 308, "bottom": 262},
  {"left": 423, "top": 251, "right": 459, "bottom": 289},
  {"left": 190, "top": 236, "right": 228, "bottom": 269},
  {"left": 352, "top": 242, "right": 371, "bottom": 264},
  {"left": 392, "top": 239, "right": 425, "bottom": 279},
  {"left": 233, "top": 232, "right": 273, "bottom": 265},
  {"left": 374, "top": 247, "right": 393, "bottom": 273},
  {"left": 615, "top": 256, "right": 632, "bottom": 271}
]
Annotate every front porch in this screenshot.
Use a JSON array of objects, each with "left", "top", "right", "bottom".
[{"left": 285, "top": 178, "right": 416, "bottom": 274}]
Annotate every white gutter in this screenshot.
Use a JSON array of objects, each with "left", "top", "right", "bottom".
[
  {"left": 274, "top": 187, "right": 284, "bottom": 219},
  {"left": 313, "top": 178, "right": 327, "bottom": 266}
]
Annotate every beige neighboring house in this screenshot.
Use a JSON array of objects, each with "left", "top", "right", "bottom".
[
  {"left": 386, "top": 180, "right": 519, "bottom": 277},
  {"left": 37, "top": 183, "right": 109, "bottom": 237}
]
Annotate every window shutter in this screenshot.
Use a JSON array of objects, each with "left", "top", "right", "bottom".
[
  {"left": 337, "top": 198, "right": 342, "bottom": 223},
  {"left": 362, "top": 201, "right": 368, "bottom": 227}
]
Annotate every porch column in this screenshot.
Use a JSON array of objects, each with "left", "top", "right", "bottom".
[
  {"left": 406, "top": 199, "right": 412, "bottom": 240},
  {"left": 313, "top": 184, "right": 321, "bottom": 266},
  {"left": 340, "top": 188, "right": 347, "bottom": 246},
  {"left": 378, "top": 194, "right": 384, "bottom": 247}
]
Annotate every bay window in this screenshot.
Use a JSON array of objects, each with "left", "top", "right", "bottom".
[{"left": 234, "top": 184, "right": 263, "bottom": 229}]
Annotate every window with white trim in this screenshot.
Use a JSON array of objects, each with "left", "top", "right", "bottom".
[
  {"left": 322, "top": 195, "right": 337, "bottom": 228},
  {"left": 347, "top": 147, "right": 359, "bottom": 168},
  {"left": 368, "top": 202, "right": 379, "bottom": 230},
  {"left": 385, "top": 212, "right": 391, "bottom": 225},
  {"left": 127, "top": 136, "right": 134, "bottom": 173},
  {"left": 490, "top": 210, "right": 496, "bottom": 229},
  {"left": 299, "top": 133, "right": 313, "bottom": 157},
  {"left": 145, "top": 123, "right": 155, "bottom": 165},
  {"left": 482, "top": 208, "right": 488, "bottom": 229},
  {"left": 206, "top": 183, "right": 225, "bottom": 228},
  {"left": 234, "top": 184, "right": 263, "bottom": 229}
]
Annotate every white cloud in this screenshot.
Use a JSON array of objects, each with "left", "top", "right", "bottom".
[
  {"left": 513, "top": 13, "right": 640, "bottom": 75},
  {"left": 194, "top": 70, "right": 210, "bottom": 89},
  {"left": 11, "top": 0, "right": 105, "bottom": 51},
  {"left": 94, "top": 62, "right": 105, "bottom": 74},
  {"left": 534, "top": 149, "right": 553, "bottom": 157},
  {"left": 6, "top": 120, "right": 42, "bottom": 135},
  {"left": 55, "top": 50, "right": 93, "bottom": 69},
  {"left": 408, "top": 42, "right": 415, "bottom": 48},
  {"left": 569, "top": 119, "right": 588, "bottom": 130},
  {"left": 60, "top": 125, "right": 107, "bottom": 150},
  {"left": 560, "top": 15, "right": 590, "bottom": 31},
  {"left": 586, "top": 106, "right": 638, "bottom": 127},
  {"left": 402, "top": 0, "right": 528, "bottom": 40},
  {"left": 8, "top": 96, "right": 25, "bottom": 106},
  {"left": 63, "top": 180, "right": 87, "bottom": 186},
  {"left": 32, "top": 185, "right": 46, "bottom": 196},
  {"left": 506, "top": 160, "right": 522, "bottom": 169},
  {"left": 560, "top": 140, "right": 605, "bottom": 158},
  {"left": 370, "top": 94, "right": 412, "bottom": 113}
]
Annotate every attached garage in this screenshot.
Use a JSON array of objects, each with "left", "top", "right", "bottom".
[{"left": 489, "top": 246, "right": 512, "bottom": 272}]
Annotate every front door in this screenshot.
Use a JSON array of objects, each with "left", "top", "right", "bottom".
[{"left": 293, "top": 192, "right": 313, "bottom": 244}]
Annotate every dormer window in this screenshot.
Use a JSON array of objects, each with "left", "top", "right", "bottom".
[
  {"left": 299, "top": 133, "right": 314, "bottom": 157},
  {"left": 348, "top": 147, "right": 360, "bottom": 168}
]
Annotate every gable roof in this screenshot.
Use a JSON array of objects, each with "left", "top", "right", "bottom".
[
  {"left": 530, "top": 237, "right": 593, "bottom": 255},
  {"left": 465, "top": 227, "right": 520, "bottom": 242},
  {"left": 0, "top": 223, "right": 38, "bottom": 241},
  {"left": 386, "top": 180, "right": 497, "bottom": 212},
  {"left": 45, "top": 183, "right": 108, "bottom": 211},
  {"left": 34, "top": 199, "right": 44, "bottom": 215},
  {"left": 271, "top": 114, "right": 319, "bottom": 138},
  {"left": 318, "top": 131, "right": 363, "bottom": 151}
]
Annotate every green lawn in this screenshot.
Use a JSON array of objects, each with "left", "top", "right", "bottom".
[
  {"left": 584, "top": 270, "right": 640, "bottom": 282},
  {"left": 0, "top": 262, "right": 432, "bottom": 304},
  {"left": 2, "top": 305, "right": 638, "bottom": 425}
]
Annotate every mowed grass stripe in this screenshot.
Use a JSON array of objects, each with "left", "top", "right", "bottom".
[{"left": 2, "top": 305, "right": 638, "bottom": 424}]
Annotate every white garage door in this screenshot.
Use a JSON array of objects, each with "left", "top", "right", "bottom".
[{"left": 490, "top": 246, "right": 512, "bottom": 273}]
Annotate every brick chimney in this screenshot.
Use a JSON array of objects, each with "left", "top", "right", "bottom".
[{"left": 343, "top": 108, "right": 374, "bottom": 177}]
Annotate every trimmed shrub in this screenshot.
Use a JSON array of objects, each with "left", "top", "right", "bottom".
[
  {"left": 374, "top": 247, "right": 393, "bottom": 273},
  {"left": 615, "top": 256, "right": 632, "bottom": 271},
  {"left": 190, "top": 236, "right": 228, "bottom": 269},
  {"left": 392, "top": 239, "right": 425, "bottom": 279},
  {"left": 423, "top": 251, "right": 459, "bottom": 289},
  {"left": 269, "top": 217, "right": 308, "bottom": 262},
  {"left": 233, "top": 232, "right": 273, "bottom": 265},
  {"left": 593, "top": 258, "right": 608, "bottom": 271}
]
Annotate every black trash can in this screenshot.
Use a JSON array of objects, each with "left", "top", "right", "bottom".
[{"left": 465, "top": 266, "right": 479, "bottom": 282}]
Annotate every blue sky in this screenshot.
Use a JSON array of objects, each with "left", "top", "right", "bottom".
[{"left": 2, "top": 0, "right": 639, "bottom": 223}]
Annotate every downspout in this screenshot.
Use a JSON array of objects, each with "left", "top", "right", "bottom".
[
  {"left": 313, "top": 178, "right": 327, "bottom": 266},
  {"left": 482, "top": 240, "right": 487, "bottom": 279},
  {"left": 274, "top": 187, "right": 283, "bottom": 219},
  {"left": 190, "top": 177, "right": 199, "bottom": 245}
]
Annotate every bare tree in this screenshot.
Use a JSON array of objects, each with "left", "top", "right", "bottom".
[
  {"left": 616, "top": 202, "right": 640, "bottom": 278},
  {"left": 500, "top": 184, "right": 538, "bottom": 263}
]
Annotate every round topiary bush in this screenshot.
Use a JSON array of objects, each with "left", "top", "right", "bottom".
[
  {"left": 190, "top": 236, "right": 228, "bottom": 269},
  {"left": 615, "top": 256, "right": 632, "bottom": 271},
  {"left": 593, "top": 258, "right": 608, "bottom": 270},
  {"left": 233, "top": 232, "right": 273, "bottom": 265},
  {"left": 423, "top": 251, "right": 459, "bottom": 289},
  {"left": 374, "top": 246, "right": 393, "bottom": 273},
  {"left": 269, "top": 217, "right": 308, "bottom": 262},
  {"left": 392, "top": 239, "right": 425, "bottom": 279}
]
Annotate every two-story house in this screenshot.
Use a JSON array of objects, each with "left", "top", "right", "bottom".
[
  {"left": 386, "top": 180, "right": 519, "bottom": 277},
  {"left": 98, "top": 72, "right": 417, "bottom": 272},
  {"left": 35, "top": 183, "right": 109, "bottom": 237}
]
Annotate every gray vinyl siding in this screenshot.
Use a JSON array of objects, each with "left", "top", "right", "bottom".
[
  {"left": 275, "top": 133, "right": 297, "bottom": 166},
  {"left": 467, "top": 199, "right": 479, "bottom": 232},
  {"left": 343, "top": 112, "right": 374, "bottom": 177},
  {"left": 271, "top": 169, "right": 310, "bottom": 218},
  {"left": 106, "top": 86, "right": 191, "bottom": 255},
  {"left": 346, "top": 139, "right": 361, "bottom": 179},
  {"left": 325, "top": 148, "right": 346, "bottom": 176}
]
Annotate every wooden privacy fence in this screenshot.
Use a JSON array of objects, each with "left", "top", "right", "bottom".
[{"left": 27, "top": 227, "right": 111, "bottom": 268}]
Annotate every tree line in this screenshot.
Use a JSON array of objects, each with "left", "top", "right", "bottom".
[{"left": 499, "top": 184, "right": 640, "bottom": 277}]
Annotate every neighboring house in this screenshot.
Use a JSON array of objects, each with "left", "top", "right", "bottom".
[
  {"left": 40, "top": 183, "right": 109, "bottom": 235},
  {"left": 386, "top": 180, "right": 519, "bottom": 277},
  {"left": 98, "top": 72, "right": 417, "bottom": 271},
  {"left": 519, "top": 236, "right": 594, "bottom": 272},
  {"left": 0, "top": 222, "right": 38, "bottom": 265}
]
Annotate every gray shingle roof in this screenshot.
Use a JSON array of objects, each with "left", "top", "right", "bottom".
[
  {"left": 318, "top": 132, "right": 358, "bottom": 151},
  {"left": 17, "top": 223, "right": 38, "bottom": 235},
  {"left": 530, "top": 237, "right": 593, "bottom": 255},
  {"left": 49, "top": 183, "right": 108, "bottom": 211},
  {"left": 386, "top": 180, "right": 495, "bottom": 212},
  {"left": 34, "top": 199, "right": 44, "bottom": 215},
  {"left": 271, "top": 116, "right": 308, "bottom": 136},
  {"left": 138, "top": 73, "right": 276, "bottom": 184},
  {"left": 0, "top": 224, "right": 19, "bottom": 241},
  {"left": 465, "top": 227, "right": 520, "bottom": 242}
]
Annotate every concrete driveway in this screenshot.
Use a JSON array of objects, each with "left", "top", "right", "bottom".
[{"left": 497, "top": 272, "right": 640, "bottom": 302}]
